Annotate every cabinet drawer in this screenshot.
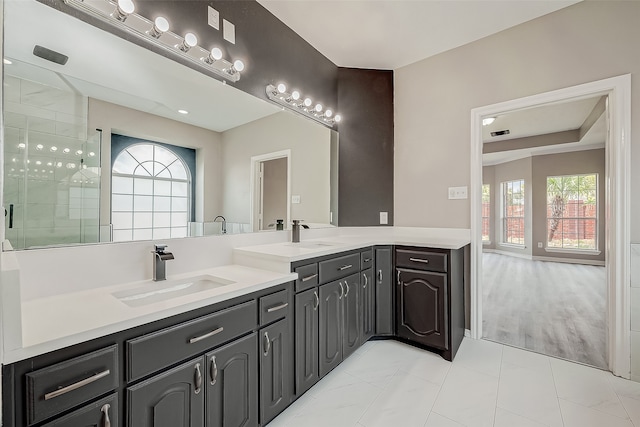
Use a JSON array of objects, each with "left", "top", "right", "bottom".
[
  {"left": 396, "top": 249, "right": 447, "bottom": 273},
  {"left": 319, "top": 253, "right": 360, "bottom": 284},
  {"left": 127, "top": 300, "right": 257, "bottom": 382},
  {"left": 25, "top": 345, "right": 118, "bottom": 426},
  {"left": 295, "top": 263, "right": 318, "bottom": 292},
  {"left": 360, "top": 250, "right": 373, "bottom": 270},
  {"left": 42, "top": 393, "right": 118, "bottom": 427},
  {"left": 260, "top": 289, "right": 290, "bottom": 325}
]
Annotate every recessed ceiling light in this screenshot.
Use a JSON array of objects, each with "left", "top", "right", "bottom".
[
  {"left": 3, "top": 58, "right": 12, "bottom": 65},
  {"left": 178, "top": 109, "right": 189, "bottom": 115},
  {"left": 482, "top": 117, "right": 496, "bottom": 126}
]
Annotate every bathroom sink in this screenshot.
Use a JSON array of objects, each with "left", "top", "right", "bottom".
[
  {"left": 113, "top": 275, "right": 236, "bottom": 307},
  {"left": 285, "top": 241, "right": 339, "bottom": 249}
]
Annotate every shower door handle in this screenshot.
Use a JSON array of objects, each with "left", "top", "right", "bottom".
[{"left": 8, "top": 204, "right": 13, "bottom": 229}]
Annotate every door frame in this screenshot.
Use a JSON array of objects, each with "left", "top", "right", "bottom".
[
  {"left": 249, "top": 149, "right": 291, "bottom": 231},
  {"left": 469, "top": 75, "right": 631, "bottom": 378}
]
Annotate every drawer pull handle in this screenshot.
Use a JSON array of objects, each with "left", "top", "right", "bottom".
[
  {"left": 189, "top": 326, "right": 224, "bottom": 344},
  {"left": 409, "top": 257, "right": 429, "bottom": 264},
  {"left": 101, "top": 403, "right": 111, "bottom": 427},
  {"left": 338, "top": 264, "right": 353, "bottom": 271},
  {"left": 339, "top": 282, "right": 344, "bottom": 299},
  {"left": 363, "top": 273, "right": 368, "bottom": 289},
  {"left": 210, "top": 356, "right": 218, "bottom": 386},
  {"left": 363, "top": 258, "right": 371, "bottom": 262},
  {"left": 378, "top": 269, "right": 383, "bottom": 282},
  {"left": 44, "top": 369, "right": 111, "bottom": 400},
  {"left": 267, "top": 302, "right": 289, "bottom": 313},
  {"left": 302, "top": 273, "right": 318, "bottom": 282},
  {"left": 345, "top": 282, "right": 350, "bottom": 297},
  {"left": 263, "top": 332, "right": 271, "bottom": 356},
  {"left": 194, "top": 363, "right": 202, "bottom": 394},
  {"left": 313, "top": 291, "right": 319, "bottom": 310}
]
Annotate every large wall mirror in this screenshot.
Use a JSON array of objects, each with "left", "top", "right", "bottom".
[{"left": 2, "top": 0, "right": 338, "bottom": 250}]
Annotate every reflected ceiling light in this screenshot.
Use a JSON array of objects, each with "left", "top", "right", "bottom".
[
  {"left": 56, "top": 162, "right": 62, "bottom": 168},
  {"left": 35, "top": 144, "right": 44, "bottom": 150},
  {"left": 63, "top": 148, "right": 71, "bottom": 153},
  {"left": 482, "top": 117, "right": 496, "bottom": 126},
  {"left": 76, "top": 150, "right": 83, "bottom": 155},
  {"left": 18, "top": 143, "right": 26, "bottom": 149},
  {"left": 88, "top": 152, "right": 96, "bottom": 157},
  {"left": 50, "top": 146, "right": 58, "bottom": 152},
  {"left": 149, "top": 16, "right": 169, "bottom": 38},
  {"left": 66, "top": 163, "right": 76, "bottom": 169},
  {"left": 3, "top": 58, "right": 12, "bottom": 65},
  {"left": 266, "top": 84, "right": 341, "bottom": 127},
  {"left": 47, "top": 162, "right": 53, "bottom": 166},
  {"left": 178, "top": 32, "right": 198, "bottom": 52},
  {"left": 63, "top": 0, "right": 246, "bottom": 82},
  {"left": 35, "top": 161, "right": 42, "bottom": 165},
  {"left": 114, "top": 0, "right": 135, "bottom": 21},
  {"left": 178, "top": 109, "right": 189, "bottom": 115}
]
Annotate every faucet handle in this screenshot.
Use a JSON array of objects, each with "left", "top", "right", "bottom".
[{"left": 154, "top": 244, "right": 168, "bottom": 252}]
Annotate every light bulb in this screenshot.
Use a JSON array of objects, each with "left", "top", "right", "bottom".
[
  {"left": 303, "top": 98, "right": 312, "bottom": 107},
  {"left": 334, "top": 114, "right": 342, "bottom": 123},
  {"left": 325, "top": 109, "right": 333, "bottom": 118},
  {"left": 150, "top": 16, "right": 169, "bottom": 38},
  {"left": 179, "top": 33, "right": 198, "bottom": 51},
  {"left": 277, "top": 83, "right": 287, "bottom": 93},
  {"left": 115, "top": 0, "right": 134, "bottom": 20},
  {"left": 315, "top": 104, "right": 323, "bottom": 113},
  {"left": 291, "top": 90, "right": 300, "bottom": 100},
  {"left": 233, "top": 59, "right": 245, "bottom": 72},
  {"left": 211, "top": 47, "right": 222, "bottom": 60}
]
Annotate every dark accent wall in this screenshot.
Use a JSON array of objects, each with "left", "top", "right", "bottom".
[{"left": 337, "top": 68, "right": 394, "bottom": 226}]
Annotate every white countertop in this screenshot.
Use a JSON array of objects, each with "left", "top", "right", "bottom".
[{"left": 6, "top": 265, "right": 296, "bottom": 364}]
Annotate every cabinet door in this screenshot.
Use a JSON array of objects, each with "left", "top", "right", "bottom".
[
  {"left": 128, "top": 357, "right": 205, "bottom": 427},
  {"left": 295, "top": 288, "right": 319, "bottom": 396},
  {"left": 361, "top": 268, "right": 375, "bottom": 343},
  {"left": 206, "top": 333, "right": 258, "bottom": 427},
  {"left": 342, "top": 273, "right": 360, "bottom": 359},
  {"left": 319, "top": 280, "right": 343, "bottom": 378},
  {"left": 42, "top": 393, "right": 117, "bottom": 427},
  {"left": 260, "top": 319, "right": 291, "bottom": 425},
  {"left": 396, "top": 268, "right": 448, "bottom": 350},
  {"left": 375, "top": 246, "right": 394, "bottom": 335}
]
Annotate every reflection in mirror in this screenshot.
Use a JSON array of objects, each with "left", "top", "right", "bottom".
[{"left": 2, "top": 0, "right": 338, "bottom": 250}]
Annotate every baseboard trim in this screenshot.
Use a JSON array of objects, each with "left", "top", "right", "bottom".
[
  {"left": 532, "top": 256, "right": 605, "bottom": 266},
  {"left": 483, "top": 248, "right": 532, "bottom": 260}
]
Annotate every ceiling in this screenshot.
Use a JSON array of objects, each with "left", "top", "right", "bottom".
[
  {"left": 257, "top": 0, "right": 581, "bottom": 70},
  {"left": 3, "top": 0, "right": 280, "bottom": 133}
]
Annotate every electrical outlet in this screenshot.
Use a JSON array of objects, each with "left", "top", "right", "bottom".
[
  {"left": 380, "top": 212, "right": 388, "bottom": 225},
  {"left": 538, "top": 242, "right": 543, "bottom": 248},
  {"left": 292, "top": 195, "right": 301, "bottom": 204},
  {"left": 448, "top": 186, "right": 468, "bottom": 200},
  {"left": 207, "top": 6, "right": 219, "bottom": 30},
  {"left": 223, "top": 19, "right": 235, "bottom": 44}
]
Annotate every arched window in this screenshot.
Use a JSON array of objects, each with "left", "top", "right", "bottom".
[{"left": 111, "top": 143, "right": 191, "bottom": 242}]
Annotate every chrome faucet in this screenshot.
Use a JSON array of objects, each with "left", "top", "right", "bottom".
[
  {"left": 291, "top": 220, "right": 309, "bottom": 243},
  {"left": 213, "top": 215, "right": 227, "bottom": 234},
  {"left": 152, "top": 244, "right": 174, "bottom": 281}
]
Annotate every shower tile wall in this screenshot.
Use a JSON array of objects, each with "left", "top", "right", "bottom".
[{"left": 3, "top": 74, "right": 100, "bottom": 249}]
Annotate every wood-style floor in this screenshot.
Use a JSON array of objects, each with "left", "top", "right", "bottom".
[{"left": 482, "top": 252, "right": 607, "bottom": 369}]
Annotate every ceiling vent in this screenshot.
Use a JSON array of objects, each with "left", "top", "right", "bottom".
[
  {"left": 491, "top": 130, "right": 510, "bottom": 137},
  {"left": 33, "top": 45, "right": 68, "bottom": 65}
]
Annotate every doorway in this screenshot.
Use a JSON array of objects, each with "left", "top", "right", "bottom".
[
  {"left": 470, "top": 75, "right": 631, "bottom": 378},
  {"left": 250, "top": 150, "right": 291, "bottom": 232}
]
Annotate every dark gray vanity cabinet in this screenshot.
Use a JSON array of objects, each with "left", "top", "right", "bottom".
[
  {"left": 361, "top": 268, "right": 375, "bottom": 343},
  {"left": 259, "top": 318, "right": 291, "bottom": 425},
  {"left": 205, "top": 333, "right": 258, "bottom": 427},
  {"left": 127, "top": 357, "right": 205, "bottom": 427},
  {"left": 294, "top": 288, "right": 319, "bottom": 396},
  {"left": 342, "top": 273, "right": 361, "bottom": 360},
  {"left": 375, "top": 246, "right": 394, "bottom": 336},
  {"left": 395, "top": 246, "right": 465, "bottom": 361},
  {"left": 41, "top": 393, "right": 118, "bottom": 427},
  {"left": 318, "top": 279, "right": 344, "bottom": 377}
]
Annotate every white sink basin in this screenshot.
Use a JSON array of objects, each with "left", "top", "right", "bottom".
[
  {"left": 285, "top": 241, "right": 339, "bottom": 249},
  {"left": 113, "top": 275, "right": 236, "bottom": 307}
]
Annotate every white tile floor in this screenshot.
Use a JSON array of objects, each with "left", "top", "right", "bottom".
[{"left": 267, "top": 338, "right": 640, "bottom": 427}]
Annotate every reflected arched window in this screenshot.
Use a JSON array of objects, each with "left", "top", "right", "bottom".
[{"left": 111, "top": 143, "right": 191, "bottom": 241}]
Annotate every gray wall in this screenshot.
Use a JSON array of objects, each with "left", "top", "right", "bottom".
[{"left": 531, "top": 149, "right": 605, "bottom": 262}]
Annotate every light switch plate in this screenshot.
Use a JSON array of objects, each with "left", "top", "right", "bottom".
[
  {"left": 223, "top": 19, "right": 235, "bottom": 44},
  {"left": 538, "top": 242, "right": 543, "bottom": 248},
  {"left": 207, "top": 6, "right": 219, "bottom": 30},
  {"left": 380, "top": 212, "right": 388, "bottom": 225},
  {"left": 292, "top": 195, "right": 301, "bottom": 204},
  {"left": 448, "top": 186, "right": 468, "bottom": 200}
]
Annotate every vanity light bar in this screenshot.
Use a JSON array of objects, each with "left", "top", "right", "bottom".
[
  {"left": 63, "top": 0, "right": 245, "bottom": 82},
  {"left": 265, "top": 84, "right": 341, "bottom": 127}
]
